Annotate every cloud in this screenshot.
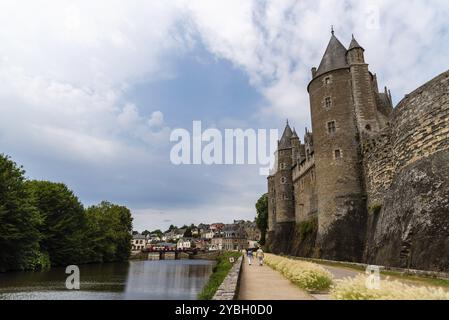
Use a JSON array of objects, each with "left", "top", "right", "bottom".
[
  {"left": 1, "top": 1, "right": 449, "bottom": 231},
  {"left": 148, "top": 111, "right": 164, "bottom": 129}
]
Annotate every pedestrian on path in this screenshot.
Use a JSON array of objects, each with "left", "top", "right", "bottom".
[
  {"left": 247, "top": 249, "right": 254, "bottom": 266},
  {"left": 256, "top": 247, "right": 264, "bottom": 266}
]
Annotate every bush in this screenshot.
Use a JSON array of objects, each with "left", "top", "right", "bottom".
[
  {"left": 198, "top": 252, "right": 241, "bottom": 300},
  {"left": 331, "top": 275, "right": 449, "bottom": 300},
  {"left": 265, "top": 254, "right": 333, "bottom": 292}
]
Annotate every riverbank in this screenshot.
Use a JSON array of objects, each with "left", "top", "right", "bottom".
[{"left": 197, "top": 252, "right": 241, "bottom": 300}]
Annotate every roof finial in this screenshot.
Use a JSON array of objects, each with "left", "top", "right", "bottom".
[
  {"left": 286, "top": 119, "right": 289, "bottom": 126},
  {"left": 331, "top": 25, "right": 334, "bottom": 35}
]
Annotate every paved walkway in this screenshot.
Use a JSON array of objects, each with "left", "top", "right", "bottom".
[{"left": 237, "top": 256, "right": 314, "bottom": 300}]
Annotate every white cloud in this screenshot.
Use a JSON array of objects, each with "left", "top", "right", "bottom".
[
  {"left": 148, "top": 111, "right": 164, "bottom": 129},
  {"left": 1, "top": 1, "right": 448, "bottom": 230}
]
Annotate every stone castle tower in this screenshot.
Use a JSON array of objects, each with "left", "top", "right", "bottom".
[{"left": 267, "top": 30, "right": 449, "bottom": 271}]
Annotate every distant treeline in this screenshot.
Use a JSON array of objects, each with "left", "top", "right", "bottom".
[{"left": 0, "top": 154, "right": 133, "bottom": 272}]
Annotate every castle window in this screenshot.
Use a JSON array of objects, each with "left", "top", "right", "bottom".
[
  {"left": 281, "top": 177, "right": 287, "bottom": 184},
  {"left": 324, "top": 77, "right": 331, "bottom": 85},
  {"left": 365, "top": 124, "right": 372, "bottom": 131},
  {"left": 280, "top": 162, "right": 286, "bottom": 169},
  {"left": 327, "top": 121, "right": 336, "bottom": 134},
  {"left": 325, "top": 97, "right": 332, "bottom": 109},
  {"left": 334, "top": 149, "right": 342, "bottom": 159}
]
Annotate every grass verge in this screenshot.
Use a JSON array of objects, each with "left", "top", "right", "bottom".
[{"left": 197, "top": 251, "right": 242, "bottom": 300}]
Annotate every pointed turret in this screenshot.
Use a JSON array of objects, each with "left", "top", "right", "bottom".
[
  {"left": 278, "top": 121, "right": 293, "bottom": 149},
  {"left": 348, "top": 34, "right": 364, "bottom": 51},
  {"left": 347, "top": 34, "right": 365, "bottom": 64},
  {"left": 314, "top": 31, "right": 349, "bottom": 78}
]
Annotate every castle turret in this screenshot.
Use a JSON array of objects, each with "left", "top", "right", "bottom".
[
  {"left": 307, "top": 31, "right": 367, "bottom": 261},
  {"left": 347, "top": 35, "right": 380, "bottom": 135},
  {"left": 275, "top": 122, "right": 295, "bottom": 224},
  {"left": 291, "top": 128, "right": 300, "bottom": 165}
]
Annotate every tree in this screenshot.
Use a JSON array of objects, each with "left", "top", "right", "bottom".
[
  {"left": 151, "top": 229, "right": 163, "bottom": 238},
  {"left": 0, "top": 155, "right": 43, "bottom": 272},
  {"left": 165, "top": 224, "right": 177, "bottom": 233},
  {"left": 26, "top": 180, "right": 86, "bottom": 266},
  {"left": 255, "top": 193, "right": 268, "bottom": 245},
  {"left": 85, "top": 201, "right": 133, "bottom": 263},
  {"left": 183, "top": 228, "right": 193, "bottom": 238}
]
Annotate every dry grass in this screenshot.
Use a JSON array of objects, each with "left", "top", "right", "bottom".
[
  {"left": 265, "top": 254, "right": 333, "bottom": 292},
  {"left": 331, "top": 275, "right": 449, "bottom": 300}
]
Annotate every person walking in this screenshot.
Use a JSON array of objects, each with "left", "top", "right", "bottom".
[
  {"left": 247, "top": 248, "right": 254, "bottom": 266},
  {"left": 256, "top": 247, "right": 265, "bottom": 266}
]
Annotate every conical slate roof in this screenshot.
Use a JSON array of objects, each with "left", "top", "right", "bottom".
[
  {"left": 315, "top": 34, "right": 349, "bottom": 78},
  {"left": 291, "top": 128, "right": 299, "bottom": 139},
  {"left": 279, "top": 122, "right": 293, "bottom": 148},
  {"left": 348, "top": 35, "right": 364, "bottom": 51}
]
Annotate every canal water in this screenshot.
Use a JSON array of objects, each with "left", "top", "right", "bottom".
[{"left": 0, "top": 260, "right": 215, "bottom": 300}]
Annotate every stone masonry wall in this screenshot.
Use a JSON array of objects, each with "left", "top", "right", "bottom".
[
  {"left": 364, "top": 70, "right": 449, "bottom": 271},
  {"left": 391, "top": 70, "right": 449, "bottom": 172},
  {"left": 212, "top": 256, "right": 243, "bottom": 300}
]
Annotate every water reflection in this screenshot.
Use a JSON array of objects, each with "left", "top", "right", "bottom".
[{"left": 0, "top": 260, "right": 215, "bottom": 300}]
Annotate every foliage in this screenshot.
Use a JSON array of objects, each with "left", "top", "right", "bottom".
[
  {"left": 297, "top": 218, "right": 318, "bottom": 241},
  {"left": 255, "top": 193, "right": 268, "bottom": 245},
  {"left": 183, "top": 227, "right": 193, "bottom": 238},
  {"left": 264, "top": 254, "right": 333, "bottom": 292},
  {"left": 0, "top": 154, "right": 42, "bottom": 272},
  {"left": 26, "top": 180, "right": 87, "bottom": 266},
  {"left": 84, "top": 202, "right": 133, "bottom": 263},
  {"left": 331, "top": 275, "right": 449, "bottom": 300},
  {"left": 0, "top": 153, "right": 134, "bottom": 272},
  {"left": 198, "top": 252, "right": 242, "bottom": 300}
]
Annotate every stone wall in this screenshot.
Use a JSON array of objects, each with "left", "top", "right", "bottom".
[
  {"left": 364, "top": 70, "right": 449, "bottom": 271},
  {"left": 362, "top": 127, "right": 394, "bottom": 208},
  {"left": 391, "top": 70, "right": 449, "bottom": 172},
  {"left": 212, "top": 256, "right": 243, "bottom": 300}
]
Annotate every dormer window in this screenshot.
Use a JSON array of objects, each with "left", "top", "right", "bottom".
[{"left": 325, "top": 97, "right": 332, "bottom": 109}]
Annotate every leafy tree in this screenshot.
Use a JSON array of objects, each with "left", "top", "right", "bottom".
[
  {"left": 165, "top": 224, "right": 177, "bottom": 233},
  {"left": 26, "top": 180, "right": 86, "bottom": 266},
  {"left": 85, "top": 201, "right": 133, "bottom": 263},
  {"left": 183, "top": 228, "right": 193, "bottom": 238},
  {"left": 0, "top": 155, "right": 43, "bottom": 272},
  {"left": 132, "top": 231, "right": 139, "bottom": 235},
  {"left": 150, "top": 229, "right": 163, "bottom": 238},
  {"left": 255, "top": 193, "right": 268, "bottom": 245}
]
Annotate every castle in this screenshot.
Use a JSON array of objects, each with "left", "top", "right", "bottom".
[{"left": 267, "top": 31, "right": 449, "bottom": 272}]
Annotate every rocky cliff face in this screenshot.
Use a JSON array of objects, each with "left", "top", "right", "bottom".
[{"left": 365, "top": 149, "right": 449, "bottom": 271}]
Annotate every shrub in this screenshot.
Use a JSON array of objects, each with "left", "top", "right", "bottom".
[
  {"left": 264, "top": 254, "right": 333, "bottom": 292},
  {"left": 331, "top": 275, "right": 449, "bottom": 300}
]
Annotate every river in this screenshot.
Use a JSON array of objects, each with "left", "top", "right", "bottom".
[{"left": 0, "top": 259, "right": 215, "bottom": 300}]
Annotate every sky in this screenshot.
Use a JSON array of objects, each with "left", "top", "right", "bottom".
[{"left": 0, "top": 0, "right": 448, "bottom": 232}]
